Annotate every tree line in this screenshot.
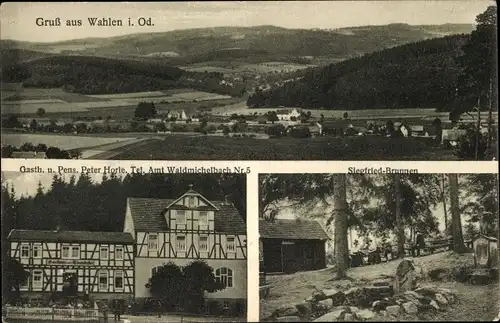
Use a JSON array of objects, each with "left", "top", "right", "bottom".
[{"left": 259, "top": 173, "right": 499, "bottom": 278}]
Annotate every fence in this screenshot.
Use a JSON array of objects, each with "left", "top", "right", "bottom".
[{"left": 2, "top": 306, "right": 100, "bottom": 322}]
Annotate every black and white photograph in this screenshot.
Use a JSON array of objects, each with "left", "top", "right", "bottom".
[
  {"left": 259, "top": 173, "right": 499, "bottom": 322},
  {"left": 1, "top": 1, "right": 497, "bottom": 160},
  {"left": 1, "top": 171, "right": 248, "bottom": 322}
]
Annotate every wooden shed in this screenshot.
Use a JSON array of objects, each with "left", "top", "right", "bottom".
[{"left": 259, "top": 218, "right": 330, "bottom": 273}]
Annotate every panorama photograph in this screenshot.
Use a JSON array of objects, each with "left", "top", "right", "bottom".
[
  {"left": 0, "top": 1, "right": 497, "bottom": 160},
  {"left": 1, "top": 172, "right": 248, "bottom": 322},
  {"left": 259, "top": 173, "right": 499, "bottom": 322}
]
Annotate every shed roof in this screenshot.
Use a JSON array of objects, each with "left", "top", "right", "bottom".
[
  {"left": 8, "top": 229, "right": 134, "bottom": 244},
  {"left": 259, "top": 218, "right": 330, "bottom": 240},
  {"left": 128, "top": 197, "right": 246, "bottom": 234}
]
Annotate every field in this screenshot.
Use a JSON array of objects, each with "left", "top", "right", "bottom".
[
  {"left": 260, "top": 252, "right": 499, "bottom": 321},
  {"left": 1, "top": 87, "right": 234, "bottom": 116},
  {"left": 179, "top": 61, "right": 315, "bottom": 75},
  {"left": 1, "top": 133, "right": 136, "bottom": 150},
  {"left": 107, "top": 134, "right": 453, "bottom": 160}
]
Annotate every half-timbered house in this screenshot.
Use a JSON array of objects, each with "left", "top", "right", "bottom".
[
  {"left": 8, "top": 229, "right": 135, "bottom": 301},
  {"left": 123, "top": 186, "right": 247, "bottom": 312},
  {"left": 259, "top": 218, "right": 330, "bottom": 273}
]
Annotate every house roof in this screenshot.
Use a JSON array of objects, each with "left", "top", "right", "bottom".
[
  {"left": 127, "top": 197, "right": 246, "bottom": 234},
  {"left": 8, "top": 229, "right": 134, "bottom": 244},
  {"left": 259, "top": 219, "right": 330, "bottom": 240}
]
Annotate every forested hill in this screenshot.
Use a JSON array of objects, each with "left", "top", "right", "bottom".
[
  {"left": 247, "top": 34, "right": 470, "bottom": 111},
  {"left": 1, "top": 55, "right": 245, "bottom": 96}
]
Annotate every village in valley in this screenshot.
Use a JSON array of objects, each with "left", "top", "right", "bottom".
[{"left": 258, "top": 173, "right": 499, "bottom": 322}]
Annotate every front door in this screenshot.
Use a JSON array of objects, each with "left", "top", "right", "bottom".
[{"left": 262, "top": 240, "right": 282, "bottom": 273}]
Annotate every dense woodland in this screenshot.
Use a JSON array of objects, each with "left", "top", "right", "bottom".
[
  {"left": 1, "top": 55, "right": 246, "bottom": 96},
  {"left": 259, "top": 173, "right": 499, "bottom": 278},
  {"left": 247, "top": 35, "right": 470, "bottom": 111}
]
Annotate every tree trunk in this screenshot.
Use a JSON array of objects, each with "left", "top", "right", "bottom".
[
  {"left": 448, "top": 174, "right": 467, "bottom": 253},
  {"left": 487, "top": 78, "right": 493, "bottom": 149},
  {"left": 394, "top": 174, "right": 405, "bottom": 258},
  {"left": 441, "top": 174, "right": 448, "bottom": 234},
  {"left": 332, "top": 174, "right": 349, "bottom": 279},
  {"left": 475, "top": 94, "right": 481, "bottom": 160}
]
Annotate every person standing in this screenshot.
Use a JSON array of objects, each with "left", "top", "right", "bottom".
[{"left": 415, "top": 230, "right": 426, "bottom": 257}]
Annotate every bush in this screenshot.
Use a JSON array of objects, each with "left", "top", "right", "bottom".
[{"left": 289, "top": 126, "right": 311, "bottom": 138}]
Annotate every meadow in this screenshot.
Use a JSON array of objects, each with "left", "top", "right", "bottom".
[
  {"left": 1, "top": 87, "right": 234, "bottom": 115},
  {"left": 1, "top": 133, "right": 135, "bottom": 150},
  {"left": 110, "top": 134, "right": 451, "bottom": 160}
]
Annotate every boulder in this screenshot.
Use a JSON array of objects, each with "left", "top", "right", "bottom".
[
  {"left": 344, "top": 313, "right": 356, "bottom": 321},
  {"left": 434, "top": 293, "right": 448, "bottom": 306},
  {"left": 349, "top": 306, "right": 360, "bottom": 314},
  {"left": 385, "top": 305, "right": 401, "bottom": 317},
  {"left": 402, "top": 302, "right": 418, "bottom": 314},
  {"left": 372, "top": 299, "right": 395, "bottom": 311},
  {"left": 322, "top": 288, "right": 346, "bottom": 306},
  {"left": 305, "top": 296, "right": 314, "bottom": 303},
  {"left": 295, "top": 302, "right": 312, "bottom": 315},
  {"left": 372, "top": 279, "right": 392, "bottom": 287},
  {"left": 313, "top": 290, "right": 328, "bottom": 302},
  {"left": 277, "top": 316, "right": 301, "bottom": 322},
  {"left": 274, "top": 306, "right": 299, "bottom": 317},
  {"left": 394, "top": 259, "right": 417, "bottom": 293},
  {"left": 429, "top": 300, "right": 440, "bottom": 311},
  {"left": 415, "top": 286, "right": 440, "bottom": 298},
  {"left": 356, "top": 309, "right": 376, "bottom": 321},
  {"left": 313, "top": 308, "right": 347, "bottom": 322},
  {"left": 318, "top": 298, "right": 334, "bottom": 310}
]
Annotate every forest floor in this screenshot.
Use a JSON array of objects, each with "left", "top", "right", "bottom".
[{"left": 260, "top": 251, "right": 499, "bottom": 321}]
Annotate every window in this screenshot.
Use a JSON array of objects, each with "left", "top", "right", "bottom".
[
  {"left": 114, "top": 271, "right": 123, "bottom": 289},
  {"left": 226, "top": 237, "right": 235, "bottom": 253},
  {"left": 100, "top": 247, "right": 108, "bottom": 260},
  {"left": 177, "top": 236, "right": 186, "bottom": 252},
  {"left": 71, "top": 246, "right": 80, "bottom": 259},
  {"left": 177, "top": 211, "right": 186, "bottom": 225},
  {"left": 223, "top": 300, "right": 230, "bottom": 309},
  {"left": 215, "top": 268, "right": 233, "bottom": 288},
  {"left": 189, "top": 196, "right": 195, "bottom": 207},
  {"left": 33, "top": 270, "right": 43, "bottom": 288},
  {"left": 199, "top": 236, "right": 208, "bottom": 252},
  {"left": 99, "top": 272, "right": 108, "bottom": 290},
  {"left": 62, "top": 246, "right": 70, "bottom": 258},
  {"left": 148, "top": 234, "right": 158, "bottom": 251},
  {"left": 21, "top": 245, "right": 30, "bottom": 258},
  {"left": 115, "top": 247, "right": 123, "bottom": 260},
  {"left": 199, "top": 212, "right": 208, "bottom": 226},
  {"left": 33, "top": 244, "right": 42, "bottom": 258}
]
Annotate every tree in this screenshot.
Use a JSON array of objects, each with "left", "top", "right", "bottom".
[
  {"left": 448, "top": 174, "right": 467, "bottom": 253},
  {"left": 155, "top": 123, "right": 167, "bottom": 132},
  {"left": 147, "top": 262, "right": 184, "bottom": 311},
  {"left": 343, "top": 112, "right": 349, "bottom": 120},
  {"left": 134, "top": 102, "right": 157, "bottom": 120},
  {"left": 267, "top": 111, "right": 279, "bottom": 124},
  {"left": 30, "top": 119, "right": 38, "bottom": 131},
  {"left": 3, "top": 258, "right": 30, "bottom": 304},
  {"left": 394, "top": 174, "right": 404, "bottom": 258},
  {"left": 266, "top": 124, "right": 285, "bottom": 138},
  {"left": 432, "top": 118, "right": 443, "bottom": 144},
  {"left": 36, "top": 108, "right": 46, "bottom": 117},
  {"left": 182, "top": 261, "right": 224, "bottom": 313},
  {"left": 332, "top": 174, "right": 349, "bottom": 279}
]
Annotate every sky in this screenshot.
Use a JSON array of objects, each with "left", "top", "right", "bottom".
[{"left": 0, "top": 1, "right": 495, "bottom": 42}]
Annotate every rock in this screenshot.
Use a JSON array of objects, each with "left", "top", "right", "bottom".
[
  {"left": 276, "top": 316, "right": 301, "bottom": 322},
  {"left": 344, "top": 313, "right": 356, "bottom": 321},
  {"left": 295, "top": 302, "right": 312, "bottom": 315},
  {"left": 356, "top": 309, "right": 376, "bottom": 321},
  {"left": 318, "top": 298, "right": 334, "bottom": 310},
  {"left": 372, "top": 298, "right": 395, "bottom": 311},
  {"left": 305, "top": 296, "right": 314, "bottom": 302},
  {"left": 274, "top": 306, "right": 299, "bottom": 317},
  {"left": 322, "top": 288, "right": 346, "bottom": 306},
  {"left": 429, "top": 300, "right": 440, "bottom": 311},
  {"left": 349, "top": 306, "right": 360, "bottom": 314},
  {"left": 313, "top": 290, "right": 328, "bottom": 302},
  {"left": 434, "top": 293, "right": 448, "bottom": 306},
  {"left": 372, "top": 279, "right": 391, "bottom": 287},
  {"left": 394, "top": 259, "right": 416, "bottom": 293},
  {"left": 402, "top": 302, "right": 418, "bottom": 314},
  {"left": 313, "top": 308, "right": 347, "bottom": 322},
  {"left": 415, "top": 286, "right": 440, "bottom": 298},
  {"left": 385, "top": 305, "right": 401, "bottom": 317}
]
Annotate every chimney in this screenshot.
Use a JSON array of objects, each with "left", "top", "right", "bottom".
[{"left": 224, "top": 195, "right": 231, "bottom": 205}]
